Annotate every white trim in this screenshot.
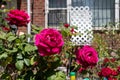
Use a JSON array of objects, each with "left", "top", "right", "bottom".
[
  {"left": 45, "top": 0, "right": 68, "bottom": 28},
  {"left": 45, "top": 0, "right": 48, "bottom": 28},
  {"left": 27, "top": 0, "right": 31, "bottom": 42},
  {"left": 67, "top": 0, "right": 71, "bottom": 24},
  {"left": 115, "top": 0, "right": 119, "bottom": 23},
  {"left": 48, "top": 8, "right": 67, "bottom": 10}
]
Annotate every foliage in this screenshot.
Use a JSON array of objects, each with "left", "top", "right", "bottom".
[
  {"left": 1, "top": 1, "right": 120, "bottom": 80},
  {"left": 92, "top": 23, "right": 120, "bottom": 80}
]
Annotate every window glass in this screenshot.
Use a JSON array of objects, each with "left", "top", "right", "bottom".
[
  {"left": 48, "top": 10, "right": 67, "bottom": 27},
  {"left": 47, "top": 0, "right": 115, "bottom": 27},
  {"left": 72, "top": 0, "right": 115, "bottom": 27},
  {"left": 49, "top": 0, "right": 67, "bottom": 8}
]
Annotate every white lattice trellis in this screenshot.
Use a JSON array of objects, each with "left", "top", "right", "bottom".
[{"left": 70, "top": 6, "right": 93, "bottom": 45}]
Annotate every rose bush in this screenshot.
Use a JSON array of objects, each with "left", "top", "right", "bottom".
[
  {"left": 1, "top": 4, "right": 120, "bottom": 80},
  {"left": 35, "top": 28, "right": 64, "bottom": 56}
]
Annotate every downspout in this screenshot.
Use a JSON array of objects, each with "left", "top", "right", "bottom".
[{"left": 27, "top": 0, "right": 31, "bottom": 42}]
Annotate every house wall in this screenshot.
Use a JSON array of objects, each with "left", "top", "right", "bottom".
[
  {"left": 18, "top": 0, "right": 45, "bottom": 26},
  {"left": 17, "top": 0, "right": 45, "bottom": 33},
  {"left": 18, "top": 0, "right": 120, "bottom": 50}
]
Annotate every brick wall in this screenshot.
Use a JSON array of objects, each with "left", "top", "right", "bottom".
[
  {"left": 31, "top": 0, "right": 45, "bottom": 26},
  {"left": 18, "top": 0, "right": 45, "bottom": 26},
  {"left": 17, "top": 0, "right": 45, "bottom": 33}
]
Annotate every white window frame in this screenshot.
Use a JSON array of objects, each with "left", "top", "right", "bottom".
[
  {"left": 45, "top": 0, "right": 120, "bottom": 30},
  {"left": 115, "top": 0, "right": 119, "bottom": 23},
  {"left": 45, "top": 0, "right": 71, "bottom": 28}
]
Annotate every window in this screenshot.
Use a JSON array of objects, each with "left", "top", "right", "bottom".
[
  {"left": 46, "top": 0, "right": 67, "bottom": 28},
  {"left": 46, "top": 0, "right": 118, "bottom": 28}
]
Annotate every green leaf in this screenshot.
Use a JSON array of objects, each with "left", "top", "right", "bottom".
[
  {"left": 61, "top": 29, "right": 68, "bottom": 37},
  {"left": 15, "top": 38, "right": 21, "bottom": 43},
  {"left": 55, "top": 77, "right": 65, "bottom": 80},
  {"left": 17, "top": 54, "right": 23, "bottom": 59},
  {"left": 5, "top": 48, "right": 18, "bottom": 54},
  {"left": 32, "top": 25, "right": 43, "bottom": 31},
  {"left": 0, "top": 32, "right": 6, "bottom": 40},
  {"left": 0, "top": 53, "right": 8, "bottom": 59},
  {"left": 7, "top": 36, "right": 17, "bottom": 42},
  {"left": 57, "top": 71, "right": 66, "bottom": 78},
  {"left": 30, "top": 56, "right": 35, "bottom": 65},
  {"left": 25, "top": 44, "right": 37, "bottom": 52},
  {"left": 1, "top": 73, "right": 11, "bottom": 80},
  {"left": 47, "top": 75, "right": 56, "bottom": 80},
  {"left": 24, "top": 58, "right": 30, "bottom": 66},
  {"left": 15, "top": 60, "right": 24, "bottom": 70},
  {"left": 47, "top": 71, "right": 66, "bottom": 80}
]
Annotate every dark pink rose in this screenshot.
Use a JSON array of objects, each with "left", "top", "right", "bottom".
[
  {"left": 64, "top": 23, "right": 70, "bottom": 28},
  {"left": 98, "top": 67, "right": 112, "bottom": 77},
  {"left": 76, "top": 45, "right": 98, "bottom": 68},
  {"left": 111, "top": 69, "right": 118, "bottom": 76},
  {"left": 2, "top": 27, "right": 10, "bottom": 32},
  {"left": 70, "top": 28, "right": 76, "bottom": 34},
  {"left": 35, "top": 28, "right": 64, "bottom": 56},
  {"left": 78, "top": 67, "right": 86, "bottom": 73},
  {"left": 117, "top": 66, "right": 120, "bottom": 73},
  {"left": 6, "top": 9, "right": 30, "bottom": 27},
  {"left": 108, "top": 77, "right": 117, "bottom": 80},
  {"left": 103, "top": 58, "right": 109, "bottom": 63}
]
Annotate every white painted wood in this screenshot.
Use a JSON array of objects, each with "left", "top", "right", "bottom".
[
  {"left": 45, "top": 0, "right": 69, "bottom": 28},
  {"left": 67, "top": 0, "right": 71, "bottom": 24},
  {"left": 27, "top": 0, "right": 31, "bottom": 42},
  {"left": 70, "top": 6, "right": 93, "bottom": 45},
  {"left": 115, "top": 0, "right": 119, "bottom": 29},
  {"left": 115, "top": 0, "right": 119, "bottom": 23},
  {"left": 45, "top": 0, "right": 48, "bottom": 28}
]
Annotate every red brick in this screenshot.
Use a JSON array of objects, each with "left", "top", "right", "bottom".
[{"left": 18, "top": 0, "right": 45, "bottom": 27}]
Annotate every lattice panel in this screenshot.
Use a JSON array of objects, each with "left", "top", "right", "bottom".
[{"left": 70, "top": 6, "right": 93, "bottom": 45}]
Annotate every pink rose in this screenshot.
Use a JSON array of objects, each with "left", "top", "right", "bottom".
[
  {"left": 76, "top": 45, "right": 98, "bottom": 68},
  {"left": 6, "top": 9, "right": 30, "bottom": 27},
  {"left": 98, "top": 67, "right": 112, "bottom": 77},
  {"left": 35, "top": 28, "right": 64, "bottom": 56}
]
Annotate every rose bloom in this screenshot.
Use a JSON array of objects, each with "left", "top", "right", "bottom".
[
  {"left": 98, "top": 67, "right": 112, "bottom": 77},
  {"left": 111, "top": 69, "right": 118, "bottom": 76},
  {"left": 78, "top": 67, "right": 86, "bottom": 73},
  {"left": 64, "top": 23, "right": 70, "bottom": 28},
  {"left": 2, "top": 27, "right": 10, "bottom": 32},
  {"left": 108, "top": 77, "right": 117, "bottom": 80},
  {"left": 70, "top": 28, "right": 75, "bottom": 34},
  {"left": 76, "top": 45, "right": 98, "bottom": 68},
  {"left": 111, "top": 58, "right": 116, "bottom": 62},
  {"left": 103, "top": 58, "right": 109, "bottom": 63},
  {"left": 117, "top": 66, "right": 120, "bottom": 73},
  {"left": 6, "top": 9, "right": 30, "bottom": 26},
  {"left": 35, "top": 28, "right": 64, "bottom": 56}
]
